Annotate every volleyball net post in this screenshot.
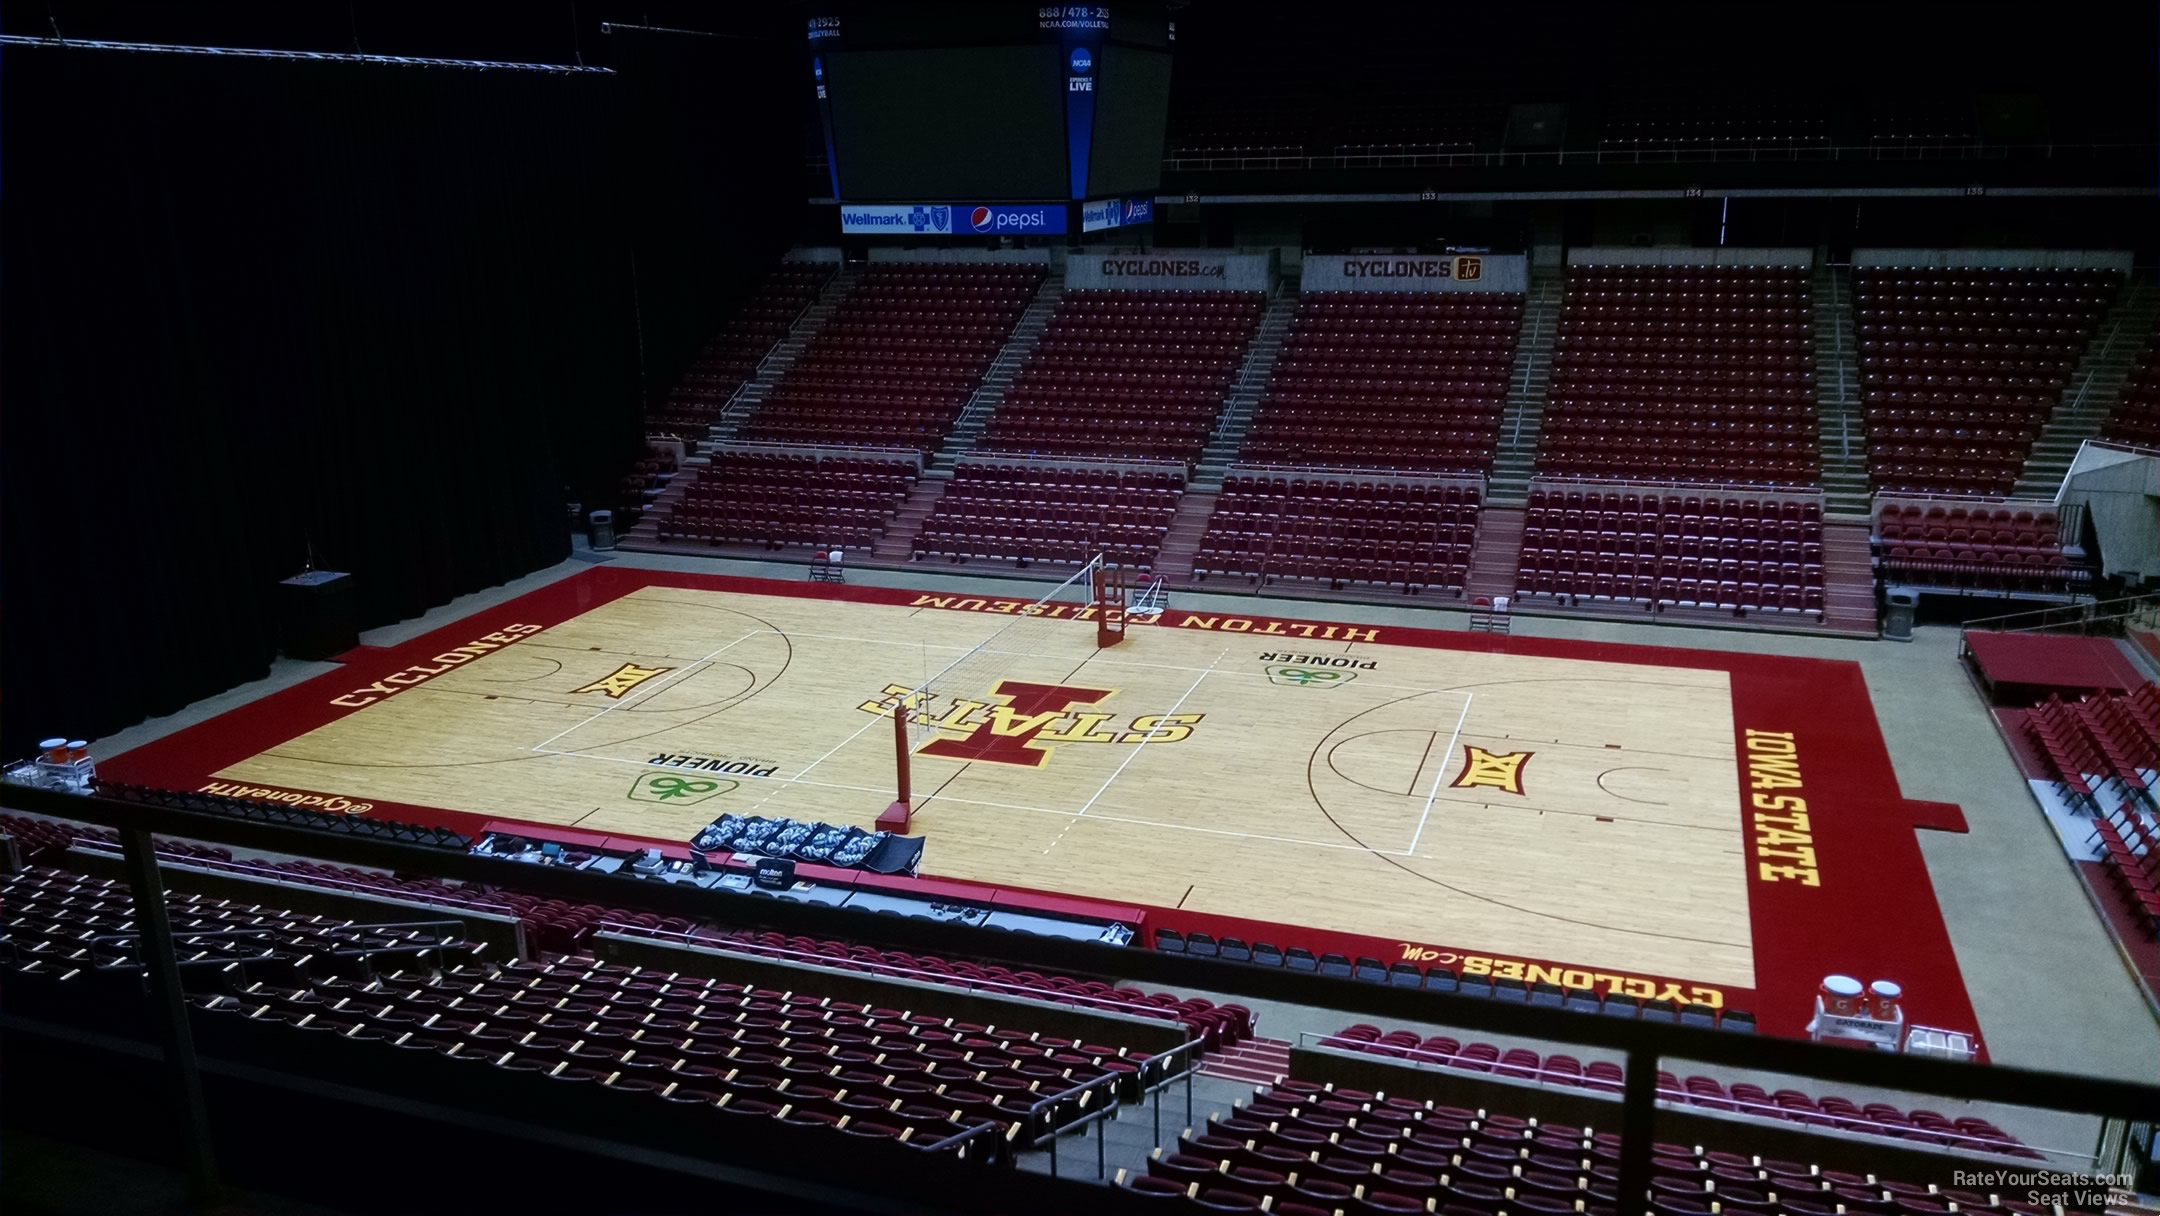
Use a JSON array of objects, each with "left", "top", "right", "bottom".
[
  {"left": 878, "top": 700, "right": 914, "bottom": 834},
  {"left": 1093, "top": 560, "right": 1129, "bottom": 649}
]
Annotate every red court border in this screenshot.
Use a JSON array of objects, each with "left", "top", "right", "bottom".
[{"left": 100, "top": 566, "right": 1979, "bottom": 1048}]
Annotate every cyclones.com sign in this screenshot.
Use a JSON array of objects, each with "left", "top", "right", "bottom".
[{"left": 1099, "top": 257, "right": 1224, "bottom": 279}]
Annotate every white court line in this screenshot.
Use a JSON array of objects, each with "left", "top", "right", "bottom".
[
  {"left": 733, "top": 694, "right": 899, "bottom": 819},
  {"left": 1039, "top": 647, "right": 1227, "bottom": 854},
  {"left": 540, "top": 733, "right": 1409, "bottom": 857},
  {"left": 1404, "top": 690, "right": 1475, "bottom": 857},
  {"left": 581, "top": 622, "right": 1462, "bottom": 695},
  {"left": 527, "top": 629, "right": 767, "bottom": 755}
]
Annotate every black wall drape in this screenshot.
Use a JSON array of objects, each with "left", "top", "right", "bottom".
[
  {"left": 609, "top": 27, "right": 802, "bottom": 407},
  {"left": 1, "top": 46, "right": 645, "bottom": 753}
]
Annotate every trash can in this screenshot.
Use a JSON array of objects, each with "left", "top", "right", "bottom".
[
  {"left": 1884, "top": 587, "right": 1918, "bottom": 641},
  {"left": 588, "top": 509, "right": 616, "bottom": 551}
]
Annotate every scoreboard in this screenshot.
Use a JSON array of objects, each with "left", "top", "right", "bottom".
[{"left": 809, "top": 3, "right": 1171, "bottom": 207}]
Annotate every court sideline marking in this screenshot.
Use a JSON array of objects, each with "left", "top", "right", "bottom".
[
  {"left": 1040, "top": 646, "right": 1228, "bottom": 855},
  {"left": 1406, "top": 691, "right": 1476, "bottom": 856}
]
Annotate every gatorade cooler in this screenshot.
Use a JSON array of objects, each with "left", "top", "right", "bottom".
[
  {"left": 1818, "top": 975, "right": 1864, "bottom": 1016},
  {"left": 1868, "top": 979, "right": 1904, "bottom": 1022}
]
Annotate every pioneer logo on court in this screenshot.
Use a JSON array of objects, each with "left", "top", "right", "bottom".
[
  {"left": 857, "top": 679, "right": 1204, "bottom": 769},
  {"left": 628, "top": 772, "right": 737, "bottom": 806},
  {"left": 1265, "top": 664, "right": 1357, "bottom": 688},
  {"left": 573, "top": 662, "right": 674, "bottom": 699},
  {"left": 1451, "top": 745, "right": 1533, "bottom": 795}
]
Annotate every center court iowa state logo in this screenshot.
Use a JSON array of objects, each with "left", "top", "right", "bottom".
[{"left": 857, "top": 679, "right": 1204, "bottom": 769}]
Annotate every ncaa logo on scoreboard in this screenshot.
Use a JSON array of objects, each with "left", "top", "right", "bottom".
[{"left": 1069, "top": 47, "right": 1093, "bottom": 73}]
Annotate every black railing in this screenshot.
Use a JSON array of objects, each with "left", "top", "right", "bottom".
[{"left": 1962, "top": 592, "right": 2160, "bottom": 637}]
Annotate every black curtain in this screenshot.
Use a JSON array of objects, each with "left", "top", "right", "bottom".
[
  {"left": 1, "top": 45, "right": 643, "bottom": 754},
  {"left": 610, "top": 26, "right": 802, "bottom": 407}
]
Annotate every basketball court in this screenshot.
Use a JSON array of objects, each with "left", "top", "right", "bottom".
[{"left": 102, "top": 565, "right": 1979, "bottom": 1041}]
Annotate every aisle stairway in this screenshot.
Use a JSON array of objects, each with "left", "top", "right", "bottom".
[
  {"left": 708, "top": 262, "right": 858, "bottom": 445},
  {"left": 870, "top": 476, "right": 951, "bottom": 562},
  {"left": 1488, "top": 268, "right": 1563, "bottom": 505},
  {"left": 1819, "top": 521, "right": 1879, "bottom": 637},
  {"left": 929, "top": 267, "right": 1066, "bottom": 474},
  {"left": 2016, "top": 272, "right": 2160, "bottom": 496},
  {"left": 1148, "top": 491, "right": 1217, "bottom": 584},
  {"left": 1813, "top": 264, "right": 1869, "bottom": 516},
  {"left": 1463, "top": 506, "right": 1526, "bottom": 602},
  {"left": 1194, "top": 289, "right": 1301, "bottom": 488},
  {"left": 1197, "top": 1036, "right": 1291, "bottom": 1086}
]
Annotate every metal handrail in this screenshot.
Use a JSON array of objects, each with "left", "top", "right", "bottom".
[
  {"left": 67, "top": 839, "right": 527, "bottom": 920},
  {"left": 952, "top": 451, "right": 1189, "bottom": 479},
  {"left": 2058, "top": 279, "right": 2148, "bottom": 427},
  {"left": 1530, "top": 476, "right": 1825, "bottom": 503},
  {"left": 1225, "top": 463, "right": 1489, "bottom": 493},
  {"left": 1960, "top": 592, "right": 2160, "bottom": 635},
  {"left": 917, "top": 1116, "right": 1006, "bottom": 1157},
  {"left": 1025, "top": 1067, "right": 1127, "bottom": 1179},
  {"left": 2080, "top": 437, "right": 2160, "bottom": 460},
  {"left": 699, "top": 439, "right": 925, "bottom": 471}
]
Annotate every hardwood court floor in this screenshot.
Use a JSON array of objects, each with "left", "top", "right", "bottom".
[{"left": 219, "top": 581, "right": 1755, "bottom": 989}]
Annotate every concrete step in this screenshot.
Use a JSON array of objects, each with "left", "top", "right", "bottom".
[
  {"left": 1148, "top": 491, "right": 1218, "bottom": 583},
  {"left": 871, "top": 478, "right": 950, "bottom": 562}
]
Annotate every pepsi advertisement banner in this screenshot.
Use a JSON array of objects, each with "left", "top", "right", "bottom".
[
  {"left": 958, "top": 203, "right": 1067, "bottom": 235},
  {"left": 839, "top": 203, "right": 1066, "bottom": 237}
]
